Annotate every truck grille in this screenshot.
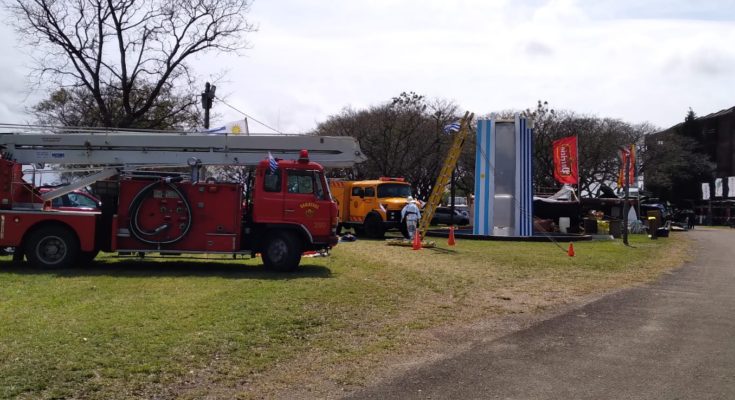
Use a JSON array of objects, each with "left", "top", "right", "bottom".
[{"left": 387, "top": 210, "right": 402, "bottom": 222}]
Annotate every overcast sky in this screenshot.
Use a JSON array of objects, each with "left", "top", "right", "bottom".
[{"left": 1, "top": 0, "right": 734, "bottom": 133}]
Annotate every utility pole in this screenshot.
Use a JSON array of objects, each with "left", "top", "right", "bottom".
[{"left": 201, "top": 82, "right": 216, "bottom": 129}]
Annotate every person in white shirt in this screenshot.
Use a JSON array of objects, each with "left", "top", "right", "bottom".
[{"left": 401, "top": 196, "right": 421, "bottom": 240}]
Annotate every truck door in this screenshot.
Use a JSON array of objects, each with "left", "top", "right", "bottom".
[
  {"left": 283, "top": 169, "right": 332, "bottom": 238},
  {"left": 254, "top": 167, "right": 284, "bottom": 223},
  {"left": 349, "top": 186, "right": 364, "bottom": 222},
  {"left": 362, "top": 186, "right": 377, "bottom": 216}
]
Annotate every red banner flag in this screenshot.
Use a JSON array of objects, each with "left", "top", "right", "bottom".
[
  {"left": 553, "top": 136, "right": 578, "bottom": 184},
  {"left": 628, "top": 144, "right": 636, "bottom": 185},
  {"left": 618, "top": 144, "right": 636, "bottom": 187},
  {"left": 617, "top": 150, "right": 627, "bottom": 187}
]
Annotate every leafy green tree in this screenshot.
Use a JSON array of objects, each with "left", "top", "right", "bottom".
[
  {"left": 642, "top": 108, "right": 714, "bottom": 204},
  {"left": 33, "top": 85, "right": 200, "bottom": 129}
]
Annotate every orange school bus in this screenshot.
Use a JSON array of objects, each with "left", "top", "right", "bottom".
[{"left": 329, "top": 177, "right": 413, "bottom": 239}]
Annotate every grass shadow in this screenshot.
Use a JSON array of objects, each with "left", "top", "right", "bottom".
[
  {"left": 427, "top": 246, "right": 459, "bottom": 255},
  {"left": 0, "top": 259, "right": 332, "bottom": 279}
]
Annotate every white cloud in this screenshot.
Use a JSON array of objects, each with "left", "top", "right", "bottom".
[
  {"left": 1, "top": 0, "right": 734, "bottom": 132},
  {"left": 0, "top": 19, "right": 35, "bottom": 124}
]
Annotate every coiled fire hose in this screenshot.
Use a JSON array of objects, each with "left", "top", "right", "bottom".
[{"left": 128, "top": 177, "right": 193, "bottom": 245}]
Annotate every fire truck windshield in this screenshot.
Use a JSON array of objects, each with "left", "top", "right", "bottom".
[{"left": 377, "top": 183, "right": 411, "bottom": 198}]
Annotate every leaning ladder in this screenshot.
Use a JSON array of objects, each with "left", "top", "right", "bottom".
[{"left": 417, "top": 111, "right": 474, "bottom": 239}]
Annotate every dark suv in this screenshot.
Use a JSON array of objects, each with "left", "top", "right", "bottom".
[{"left": 430, "top": 207, "right": 470, "bottom": 226}]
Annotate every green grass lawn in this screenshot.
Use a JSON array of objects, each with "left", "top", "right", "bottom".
[{"left": 0, "top": 233, "right": 688, "bottom": 399}]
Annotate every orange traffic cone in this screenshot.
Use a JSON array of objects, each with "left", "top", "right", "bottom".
[
  {"left": 412, "top": 232, "right": 422, "bottom": 250},
  {"left": 567, "top": 242, "right": 575, "bottom": 257},
  {"left": 448, "top": 226, "right": 456, "bottom": 246}
]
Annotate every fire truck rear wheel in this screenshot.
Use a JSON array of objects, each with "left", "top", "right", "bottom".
[
  {"left": 263, "top": 231, "right": 302, "bottom": 272},
  {"left": 24, "top": 226, "right": 80, "bottom": 269}
]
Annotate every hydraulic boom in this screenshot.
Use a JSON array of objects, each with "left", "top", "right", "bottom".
[{"left": 0, "top": 124, "right": 366, "bottom": 168}]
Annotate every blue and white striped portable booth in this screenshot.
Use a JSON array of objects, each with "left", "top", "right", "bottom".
[{"left": 473, "top": 116, "right": 533, "bottom": 237}]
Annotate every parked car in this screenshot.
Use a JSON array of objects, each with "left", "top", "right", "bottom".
[
  {"left": 639, "top": 202, "right": 671, "bottom": 222},
  {"left": 39, "top": 188, "right": 101, "bottom": 211},
  {"left": 0, "top": 189, "right": 101, "bottom": 257},
  {"left": 431, "top": 207, "right": 470, "bottom": 226}
]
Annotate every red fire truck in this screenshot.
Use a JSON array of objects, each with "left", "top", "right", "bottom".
[{"left": 0, "top": 126, "right": 365, "bottom": 271}]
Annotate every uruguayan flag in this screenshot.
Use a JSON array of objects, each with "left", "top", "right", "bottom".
[
  {"left": 443, "top": 121, "right": 461, "bottom": 133},
  {"left": 267, "top": 152, "right": 278, "bottom": 172},
  {"left": 204, "top": 119, "right": 249, "bottom": 135}
]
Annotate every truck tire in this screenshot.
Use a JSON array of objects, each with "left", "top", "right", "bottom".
[
  {"left": 24, "top": 226, "right": 80, "bottom": 269},
  {"left": 364, "top": 214, "right": 385, "bottom": 239},
  {"left": 262, "top": 231, "right": 302, "bottom": 272}
]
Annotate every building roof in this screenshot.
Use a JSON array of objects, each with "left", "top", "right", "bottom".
[
  {"left": 698, "top": 106, "right": 735, "bottom": 121},
  {"left": 656, "top": 105, "right": 735, "bottom": 134}
]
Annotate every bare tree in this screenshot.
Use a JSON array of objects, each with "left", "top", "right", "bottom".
[
  {"left": 517, "top": 101, "right": 653, "bottom": 196},
  {"left": 316, "top": 95, "right": 654, "bottom": 201},
  {"left": 314, "top": 92, "right": 461, "bottom": 200},
  {"left": 6, "top": 0, "right": 255, "bottom": 128}
]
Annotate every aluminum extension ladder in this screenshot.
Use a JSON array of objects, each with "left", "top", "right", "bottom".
[{"left": 417, "top": 111, "right": 474, "bottom": 239}]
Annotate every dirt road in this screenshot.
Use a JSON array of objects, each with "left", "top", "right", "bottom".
[{"left": 348, "top": 229, "right": 735, "bottom": 399}]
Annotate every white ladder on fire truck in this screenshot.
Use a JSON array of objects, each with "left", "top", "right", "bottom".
[
  {"left": 0, "top": 123, "right": 366, "bottom": 202},
  {"left": 417, "top": 111, "right": 474, "bottom": 239}
]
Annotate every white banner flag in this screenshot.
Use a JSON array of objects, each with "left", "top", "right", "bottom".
[
  {"left": 715, "top": 178, "right": 723, "bottom": 197},
  {"left": 702, "top": 182, "right": 710, "bottom": 200},
  {"left": 729, "top": 177, "right": 735, "bottom": 198}
]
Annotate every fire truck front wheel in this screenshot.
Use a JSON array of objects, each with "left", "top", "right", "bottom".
[
  {"left": 24, "top": 226, "right": 80, "bottom": 269},
  {"left": 262, "top": 231, "right": 302, "bottom": 272},
  {"left": 364, "top": 214, "right": 385, "bottom": 239}
]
